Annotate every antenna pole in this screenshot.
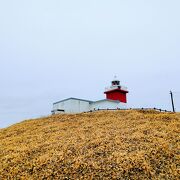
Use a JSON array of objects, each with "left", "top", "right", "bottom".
[{"left": 170, "top": 91, "right": 175, "bottom": 112}]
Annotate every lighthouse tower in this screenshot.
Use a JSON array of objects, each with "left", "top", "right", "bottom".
[{"left": 104, "top": 77, "right": 129, "bottom": 103}]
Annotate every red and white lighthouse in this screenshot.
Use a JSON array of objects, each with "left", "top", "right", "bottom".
[
  {"left": 104, "top": 77, "right": 128, "bottom": 103},
  {"left": 52, "top": 77, "right": 129, "bottom": 114}
]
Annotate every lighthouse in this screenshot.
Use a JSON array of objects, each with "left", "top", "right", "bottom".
[
  {"left": 52, "top": 77, "right": 128, "bottom": 114},
  {"left": 104, "top": 76, "right": 128, "bottom": 103}
]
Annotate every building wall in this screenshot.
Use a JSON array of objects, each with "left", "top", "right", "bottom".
[
  {"left": 117, "top": 102, "right": 127, "bottom": 109},
  {"left": 68, "top": 99, "right": 90, "bottom": 113},
  {"left": 90, "top": 101, "right": 127, "bottom": 110},
  {"left": 53, "top": 99, "right": 128, "bottom": 114},
  {"left": 53, "top": 99, "right": 90, "bottom": 114}
]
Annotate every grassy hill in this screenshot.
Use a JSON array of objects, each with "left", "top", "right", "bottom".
[{"left": 0, "top": 110, "right": 179, "bottom": 179}]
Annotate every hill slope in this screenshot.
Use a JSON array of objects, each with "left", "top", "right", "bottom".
[{"left": 0, "top": 110, "right": 179, "bottom": 179}]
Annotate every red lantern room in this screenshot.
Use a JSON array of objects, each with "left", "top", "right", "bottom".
[{"left": 104, "top": 77, "right": 129, "bottom": 103}]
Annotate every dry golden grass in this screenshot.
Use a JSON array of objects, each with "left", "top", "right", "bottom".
[{"left": 0, "top": 110, "right": 179, "bottom": 179}]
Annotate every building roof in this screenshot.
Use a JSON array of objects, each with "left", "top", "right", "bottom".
[
  {"left": 91, "top": 99, "right": 120, "bottom": 104},
  {"left": 54, "top": 98, "right": 122, "bottom": 105},
  {"left": 53, "top": 97, "right": 93, "bottom": 105}
]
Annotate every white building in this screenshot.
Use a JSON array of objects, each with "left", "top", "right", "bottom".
[{"left": 52, "top": 78, "right": 128, "bottom": 114}]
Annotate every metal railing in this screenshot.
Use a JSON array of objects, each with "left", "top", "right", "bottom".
[
  {"left": 105, "top": 86, "right": 128, "bottom": 92},
  {"left": 88, "top": 107, "right": 172, "bottom": 113}
]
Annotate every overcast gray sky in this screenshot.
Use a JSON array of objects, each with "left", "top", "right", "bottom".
[{"left": 0, "top": 0, "right": 180, "bottom": 128}]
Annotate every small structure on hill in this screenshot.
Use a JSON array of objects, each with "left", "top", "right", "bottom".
[{"left": 52, "top": 77, "right": 129, "bottom": 114}]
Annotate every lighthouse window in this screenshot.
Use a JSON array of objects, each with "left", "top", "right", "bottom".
[{"left": 113, "top": 81, "right": 119, "bottom": 85}]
